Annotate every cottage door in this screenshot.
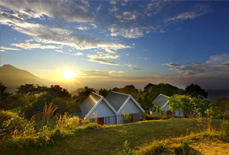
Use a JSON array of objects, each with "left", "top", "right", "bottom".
[
  {"left": 97, "top": 117, "right": 104, "bottom": 125},
  {"left": 130, "top": 114, "right": 133, "bottom": 122}
]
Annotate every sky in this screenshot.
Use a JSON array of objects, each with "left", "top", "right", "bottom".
[{"left": 0, "top": 0, "right": 229, "bottom": 90}]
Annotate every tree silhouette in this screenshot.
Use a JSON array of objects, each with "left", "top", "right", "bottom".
[{"left": 185, "top": 83, "right": 208, "bottom": 99}]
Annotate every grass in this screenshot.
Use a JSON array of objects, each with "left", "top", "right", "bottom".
[{"left": 1, "top": 118, "right": 227, "bottom": 155}]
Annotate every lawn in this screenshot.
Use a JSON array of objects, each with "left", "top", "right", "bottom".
[{"left": 1, "top": 118, "right": 228, "bottom": 155}]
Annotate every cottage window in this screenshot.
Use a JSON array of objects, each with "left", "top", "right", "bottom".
[{"left": 104, "top": 117, "right": 111, "bottom": 125}]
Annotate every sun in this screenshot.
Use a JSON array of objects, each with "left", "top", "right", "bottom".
[{"left": 63, "top": 70, "right": 77, "bottom": 80}]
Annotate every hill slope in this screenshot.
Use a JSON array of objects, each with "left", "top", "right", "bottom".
[
  {"left": 0, "top": 64, "right": 52, "bottom": 92},
  {"left": 0, "top": 119, "right": 227, "bottom": 155}
]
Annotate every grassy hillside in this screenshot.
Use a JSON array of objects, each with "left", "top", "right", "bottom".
[{"left": 1, "top": 118, "right": 228, "bottom": 155}]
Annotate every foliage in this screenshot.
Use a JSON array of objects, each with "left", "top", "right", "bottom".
[
  {"left": 138, "top": 83, "right": 185, "bottom": 110},
  {"left": 121, "top": 111, "right": 131, "bottom": 123},
  {"left": 0, "top": 110, "right": 32, "bottom": 140},
  {"left": 185, "top": 83, "right": 208, "bottom": 99},
  {"left": 220, "top": 119, "right": 229, "bottom": 142},
  {"left": 167, "top": 95, "right": 195, "bottom": 117},
  {"left": 152, "top": 105, "right": 161, "bottom": 115},
  {"left": 210, "top": 98, "right": 229, "bottom": 115},
  {"left": 142, "top": 113, "right": 163, "bottom": 120},
  {"left": 99, "top": 88, "right": 110, "bottom": 97},
  {"left": 118, "top": 85, "right": 138, "bottom": 99},
  {"left": 0, "top": 83, "right": 10, "bottom": 109},
  {"left": 49, "top": 85, "right": 71, "bottom": 98},
  {"left": 117, "top": 140, "right": 137, "bottom": 155},
  {"left": 167, "top": 95, "right": 210, "bottom": 118},
  {"left": 56, "top": 113, "right": 80, "bottom": 130},
  {"left": 0, "top": 109, "right": 101, "bottom": 152}
]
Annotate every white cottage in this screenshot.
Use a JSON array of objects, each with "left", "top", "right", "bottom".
[
  {"left": 106, "top": 91, "right": 145, "bottom": 124},
  {"left": 151, "top": 94, "right": 183, "bottom": 116},
  {"left": 80, "top": 92, "right": 117, "bottom": 125},
  {"left": 80, "top": 91, "right": 145, "bottom": 125}
]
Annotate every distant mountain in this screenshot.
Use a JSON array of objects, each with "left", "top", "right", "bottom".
[
  {"left": 0, "top": 64, "right": 53, "bottom": 92},
  {"left": 207, "top": 89, "right": 229, "bottom": 101}
]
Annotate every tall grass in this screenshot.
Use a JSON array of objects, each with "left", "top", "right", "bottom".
[{"left": 0, "top": 103, "right": 101, "bottom": 152}]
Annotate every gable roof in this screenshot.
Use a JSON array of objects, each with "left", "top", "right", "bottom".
[
  {"left": 106, "top": 91, "right": 129, "bottom": 111},
  {"left": 80, "top": 92, "right": 117, "bottom": 118},
  {"left": 152, "top": 94, "right": 169, "bottom": 107},
  {"left": 80, "top": 92, "right": 102, "bottom": 117}
]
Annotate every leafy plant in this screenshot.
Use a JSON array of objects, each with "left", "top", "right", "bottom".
[{"left": 121, "top": 111, "right": 131, "bottom": 123}]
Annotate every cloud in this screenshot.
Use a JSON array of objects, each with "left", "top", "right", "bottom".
[
  {"left": 88, "top": 53, "right": 120, "bottom": 66},
  {"left": 165, "top": 5, "right": 209, "bottom": 23},
  {"left": 163, "top": 63, "right": 182, "bottom": 67},
  {"left": 165, "top": 53, "right": 229, "bottom": 76},
  {"left": 110, "top": 0, "right": 117, "bottom": 5},
  {"left": 88, "top": 58, "right": 120, "bottom": 66},
  {"left": 55, "top": 50, "right": 63, "bottom": 53},
  {"left": 206, "top": 53, "right": 229, "bottom": 65},
  {"left": 126, "top": 64, "right": 142, "bottom": 70},
  {"left": 123, "top": 12, "right": 137, "bottom": 20},
  {"left": 109, "top": 6, "right": 119, "bottom": 13},
  {"left": 73, "top": 52, "right": 84, "bottom": 56},
  {"left": 145, "top": 1, "right": 167, "bottom": 16},
  {"left": 88, "top": 53, "right": 120, "bottom": 59},
  {"left": 78, "top": 70, "right": 123, "bottom": 78},
  {"left": 76, "top": 26, "right": 89, "bottom": 31},
  {"left": 0, "top": 14, "right": 130, "bottom": 53},
  {"left": 96, "top": 4, "right": 102, "bottom": 12},
  {"left": 220, "top": 63, "right": 229, "bottom": 68},
  {"left": 0, "top": 46, "right": 20, "bottom": 52},
  {"left": 0, "top": 0, "right": 94, "bottom": 23},
  {"left": 12, "top": 41, "right": 61, "bottom": 50},
  {"left": 110, "top": 27, "right": 144, "bottom": 38}
]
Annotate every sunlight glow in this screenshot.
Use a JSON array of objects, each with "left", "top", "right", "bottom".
[{"left": 63, "top": 70, "right": 77, "bottom": 80}]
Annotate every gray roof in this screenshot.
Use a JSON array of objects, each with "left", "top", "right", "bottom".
[
  {"left": 106, "top": 91, "right": 129, "bottom": 111},
  {"left": 152, "top": 94, "right": 169, "bottom": 107},
  {"left": 80, "top": 92, "right": 102, "bottom": 117}
]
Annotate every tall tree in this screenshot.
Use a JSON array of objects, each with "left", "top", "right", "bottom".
[
  {"left": 99, "top": 88, "right": 110, "bottom": 97},
  {"left": 185, "top": 83, "right": 208, "bottom": 99},
  {"left": 210, "top": 98, "right": 229, "bottom": 115},
  {"left": 167, "top": 95, "right": 195, "bottom": 117},
  {"left": 49, "top": 85, "right": 71, "bottom": 98},
  {"left": 118, "top": 85, "right": 138, "bottom": 99}
]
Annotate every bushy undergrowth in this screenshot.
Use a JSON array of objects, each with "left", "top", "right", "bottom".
[
  {"left": 0, "top": 109, "right": 101, "bottom": 151},
  {"left": 118, "top": 112, "right": 229, "bottom": 155},
  {"left": 118, "top": 130, "right": 228, "bottom": 155}
]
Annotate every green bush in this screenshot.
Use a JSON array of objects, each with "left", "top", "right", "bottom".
[
  {"left": 142, "top": 113, "right": 162, "bottom": 120},
  {"left": 173, "top": 115, "right": 184, "bottom": 118},
  {"left": 174, "top": 140, "right": 191, "bottom": 155},
  {"left": 0, "top": 110, "right": 28, "bottom": 139}
]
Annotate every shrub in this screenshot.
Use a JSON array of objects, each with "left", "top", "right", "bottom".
[
  {"left": 56, "top": 113, "right": 80, "bottom": 130},
  {"left": 117, "top": 140, "right": 136, "bottom": 155},
  {"left": 142, "top": 113, "right": 162, "bottom": 120},
  {"left": 220, "top": 119, "right": 229, "bottom": 142},
  {"left": 121, "top": 111, "right": 131, "bottom": 123},
  {"left": 0, "top": 110, "right": 27, "bottom": 139},
  {"left": 174, "top": 140, "right": 191, "bottom": 155}
]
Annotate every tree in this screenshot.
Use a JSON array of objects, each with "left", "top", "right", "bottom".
[
  {"left": 49, "top": 85, "right": 71, "bottom": 98},
  {"left": 0, "top": 83, "right": 11, "bottom": 110},
  {"left": 99, "top": 88, "right": 110, "bottom": 97},
  {"left": 0, "top": 83, "right": 10, "bottom": 98},
  {"left": 75, "top": 86, "right": 95, "bottom": 110},
  {"left": 210, "top": 98, "right": 229, "bottom": 115},
  {"left": 118, "top": 85, "right": 138, "bottom": 99},
  {"left": 167, "top": 95, "right": 195, "bottom": 117},
  {"left": 185, "top": 83, "right": 208, "bottom": 99},
  {"left": 138, "top": 83, "right": 185, "bottom": 110},
  {"left": 16, "top": 84, "right": 36, "bottom": 94}
]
